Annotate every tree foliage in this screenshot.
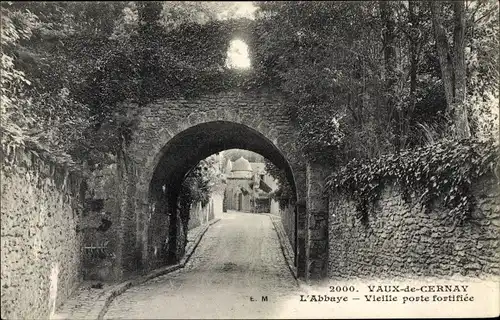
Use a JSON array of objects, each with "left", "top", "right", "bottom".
[
  {"left": 264, "top": 158, "right": 295, "bottom": 206},
  {"left": 1, "top": 2, "right": 256, "bottom": 166},
  {"left": 179, "top": 155, "right": 224, "bottom": 208},
  {"left": 1, "top": 2, "right": 126, "bottom": 163},
  {"left": 251, "top": 1, "right": 499, "bottom": 162},
  {"left": 1, "top": 3, "right": 37, "bottom": 142}
]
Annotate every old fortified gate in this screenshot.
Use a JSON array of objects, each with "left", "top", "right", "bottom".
[{"left": 100, "top": 89, "right": 330, "bottom": 282}]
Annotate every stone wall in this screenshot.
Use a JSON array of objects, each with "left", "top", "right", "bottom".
[
  {"left": 212, "top": 193, "right": 224, "bottom": 219},
  {"left": 306, "top": 163, "right": 330, "bottom": 280},
  {"left": 187, "top": 198, "right": 215, "bottom": 230},
  {"left": 1, "top": 142, "right": 85, "bottom": 319},
  {"left": 328, "top": 177, "right": 500, "bottom": 279}
]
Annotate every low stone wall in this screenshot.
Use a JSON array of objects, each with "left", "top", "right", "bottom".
[
  {"left": 188, "top": 194, "right": 224, "bottom": 230},
  {"left": 270, "top": 198, "right": 280, "bottom": 215},
  {"left": 1, "top": 142, "right": 85, "bottom": 319},
  {"left": 181, "top": 196, "right": 219, "bottom": 258},
  {"left": 328, "top": 177, "right": 500, "bottom": 279},
  {"left": 144, "top": 194, "right": 221, "bottom": 271}
]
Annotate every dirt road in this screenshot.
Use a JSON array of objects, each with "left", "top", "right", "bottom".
[{"left": 103, "top": 211, "right": 299, "bottom": 319}]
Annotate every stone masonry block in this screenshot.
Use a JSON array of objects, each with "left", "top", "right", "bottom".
[
  {"left": 206, "top": 110, "right": 218, "bottom": 122},
  {"left": 187, "top": 112, "right": 207, "bottom": 127}
]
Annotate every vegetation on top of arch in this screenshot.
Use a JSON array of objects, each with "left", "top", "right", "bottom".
[
  {"left": 77, "top": 17, "right": 262, "bottom": 107},
  {"left": 325, "top": 137, "right": 500, "bottom": 223},
  {"left": 3, "top": 1, "right": 498, "bottom": 173}
]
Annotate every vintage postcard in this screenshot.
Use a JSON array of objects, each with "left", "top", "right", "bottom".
[{"left": 1, "top": 1, "right": 499, "bottom": 319}]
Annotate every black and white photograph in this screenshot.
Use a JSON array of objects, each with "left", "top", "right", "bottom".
[{"left": 1, "top": 1, "right": 499, "bottom": 319}]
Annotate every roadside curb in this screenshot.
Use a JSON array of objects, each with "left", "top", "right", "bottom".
[
  {"left": 93, "top": 218, "right": 221, "bottom": 320},
  {"left": 267, "top": 214, "right": 299, "bottom": 285},
  {"left": 266, "top": 215, "right": 314, "bottom": 292}
]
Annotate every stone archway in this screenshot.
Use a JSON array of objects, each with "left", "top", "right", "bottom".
[
  {"left": 144, "top": 120, "right": 303, "bottom": 272},
  {"left": 113, "top": 90, "right": 329, "bottom": 281}
]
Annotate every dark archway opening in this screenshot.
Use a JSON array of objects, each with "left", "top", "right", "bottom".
[{"left": 147, "top": 121, "right": 297, "bottom": 270}]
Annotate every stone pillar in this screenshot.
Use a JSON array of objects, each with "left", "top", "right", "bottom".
[
  {"left": 135, "top": 199, "right": 148, "bottom": 271},
  {"left": 84, "top": 161, "right": 124, "bottom": 282},
  {"left": 296, "top": 200, "right": 307, "bottom": 278},
  {"left": 291, "top": 165, "right": 308, "bottom": 280},
  {"left": 134, "top": 179, "right": 151, "bottom": 272},
  {"left": 306, "top": 162, "right": 330, "bottom": 281},
  {"left": 119, "top": 164, "right": 143, "bottom": 276}
]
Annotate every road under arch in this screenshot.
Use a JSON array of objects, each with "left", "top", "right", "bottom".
[{"left": 147, "top": 121, "right": 299, "bottom": 271}]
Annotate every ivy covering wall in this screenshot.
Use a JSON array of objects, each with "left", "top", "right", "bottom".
[{"left": 326, "top": 138, "right": 499, "bottom": 223}]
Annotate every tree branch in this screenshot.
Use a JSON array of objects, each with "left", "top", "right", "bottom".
[{"left": 429, "top": 1, "right": 454, "bottom": 107}]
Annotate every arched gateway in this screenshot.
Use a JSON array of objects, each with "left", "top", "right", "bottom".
[{"left": 114, "top": 89, "right": 329, "bottom": 281}]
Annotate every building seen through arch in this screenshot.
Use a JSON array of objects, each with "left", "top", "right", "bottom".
[{"left": 222, "top": 154, "right": 279, "bottom": 213}]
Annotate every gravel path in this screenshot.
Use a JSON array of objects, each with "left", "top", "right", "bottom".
[{"left": 103, "top": 211, "right": 299, "bottom": 319}]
